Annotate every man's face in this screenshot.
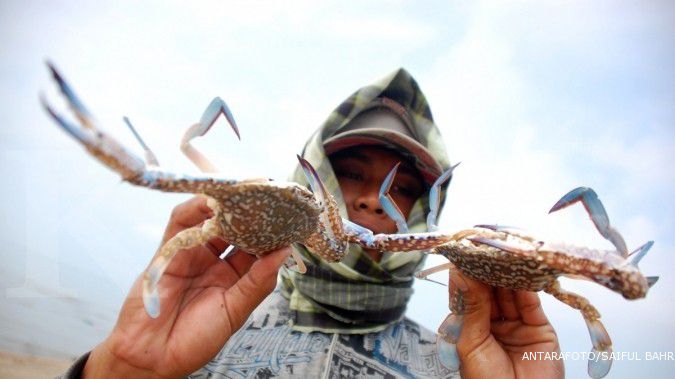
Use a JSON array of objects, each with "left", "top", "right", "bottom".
[{"left": 330, "top": 146, "right": 424, "bottom": 236}]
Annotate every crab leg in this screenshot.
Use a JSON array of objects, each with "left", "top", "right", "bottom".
[
  {"left": 143, "top": 196, "right": 224, "bottom": 318},
  {"left": 297, "top": 156, "right": 349, "bottom": 262},
  {"left": 544, "top": 280, "right": 613, "bottom": 379},
  {"left": 42, "top": 63, "right": 240, "bottom": 195},
  {"left": 342, "top": 220, "right": 456, "bottom": 252},
  {"left": 41, "top": 62, "right": 146, "bottom": 181},
  {"left": 123, "top": 116, "right": 160, "bottom": 167},
  {"left": 549, "top": 187, "right": 628, "bottom": 257},
  {"left": 628, "top": 240, "right": 654, "bottom": 267},
  {"left": 412, "top": 168, "right": 462, "bottom": 284},
  {"left": 416, "top": 262, "right": 453, "bottom": 278},
  {"left": 180, "top": 97, "right": 240, "bottom": 173}
]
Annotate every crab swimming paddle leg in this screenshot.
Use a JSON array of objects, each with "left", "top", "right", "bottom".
[
  {"left": 437, "top": 268, "right": 467, "bottom": 372},
  {"left": 143, "top": 198, "right": 223, "bottom": 318},
  {"left": 544, "top": 280, "right": 613, "bottom": 379}
]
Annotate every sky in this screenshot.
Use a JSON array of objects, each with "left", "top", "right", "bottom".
[{"left": 1, "top": 1, "right": 674, "bottom": 377}]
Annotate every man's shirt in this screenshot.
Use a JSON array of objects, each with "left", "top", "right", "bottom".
[{"left": 188, "top": 290, "right": 457, "bottom": 379}]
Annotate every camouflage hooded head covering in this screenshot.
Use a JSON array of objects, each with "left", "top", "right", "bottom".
[{"left": 280, "top": 68, "right": 452, "bottom": 333}]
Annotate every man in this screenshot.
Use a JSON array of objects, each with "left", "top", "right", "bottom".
[{"left": 63, "top": 69, "right": 562, "bottom": 378}]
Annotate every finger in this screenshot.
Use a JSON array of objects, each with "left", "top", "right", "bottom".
[
  {"left": 162, "top": 196, "right": 213, "bottom": 244},
  {"left": 224, "top": 248, "right": 257, "bottom": 278},
  {"left": 449, "top": 268, "right": 493, "bottom": 354},
  {"left": 490, "top": 287, "right": 500, "bottom": 321},
  {"left": 514, "top": 290, "right": 549, "bottom": 326},
  {"left": 222, "top": 246, "right": 291, "bottom": 328},
  {"left": 495, "top": 287, "right": 519, "bottom": 321},
  {"left": 205, "top": 237, "right": 229, "bottom": 258}
]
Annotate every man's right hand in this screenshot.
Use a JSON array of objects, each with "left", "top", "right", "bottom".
[{"left": 83, "top": 196, "right": 290, "bottom": 378}]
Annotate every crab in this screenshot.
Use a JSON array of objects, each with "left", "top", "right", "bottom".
[
  {"left": 40, "top": 62, "right": 459, "bottom": 319},
  {"left": 379, "top": 174, "right": 659, "bottom": 378}
]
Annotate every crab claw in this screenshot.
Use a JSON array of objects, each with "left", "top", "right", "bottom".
[
  {"left": 427, "top": 163, "right": 459, "bottom": 232},
  {"left": 41, "top": 64, "right": 146, "bottom": 180},
  {"left": 180, "top": 97, "right": 240, "bottom": 173},
  {"left": 628, "top": 240, "right": 654, "bottom": 267},
  {"left": 46, "top": 61, "right": 95, "bottom": 129},
  {"left": 194, "top": 97, "right": 239, "bottom": 140},
  {"left": 437, "top": 313, "right": 462, "bottom": 371},
  {"left": 585, "top": 318, "right": 613, "bottom": 379},
  {"left": 646, "top": 276, "right": 659, "bottom": 288},
  {"left": 40, "top": 94, "right": 93, "bottom": 143},
  {"left": 297, "top": 155, "right": 329, "bottom": 207},
  {"left": 378, "top": 163, "right": 409, "bottom": 233},
  {"left": 549, "top": 187, "right": 628, "bottom": 257}
]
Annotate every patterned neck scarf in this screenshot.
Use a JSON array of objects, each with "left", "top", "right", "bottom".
[{"left": 280, "top": 68, "right": 452, "bottom": 333}]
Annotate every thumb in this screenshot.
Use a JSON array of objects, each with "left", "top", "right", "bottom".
[
  {"left": 222, "top": 247, "right": 291, "bottom": 329},
  {"left": 449, "top": 267, "right": 494, "bottom": 356}
]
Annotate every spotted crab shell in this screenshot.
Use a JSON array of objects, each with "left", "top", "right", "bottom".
[{"left": 212, "top": 181, "right": 321, "bottom": 255}]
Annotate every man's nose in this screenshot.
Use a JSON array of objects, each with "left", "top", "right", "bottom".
[{"left": 355, "top": 188, "right": 385, "bottom": 215}]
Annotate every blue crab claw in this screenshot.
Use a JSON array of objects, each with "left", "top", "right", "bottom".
[
  {"left": 40, "top": 94, "right": 94, "bottom": 143},
  {"left": 549, "top": 187, "right": 628, "bottom": 257},
  {"left": 437, "top": 313, "right": 463, "bottom": 371},
  {"left": 646, "top": 276, "right": 659, "bottom": 288},
  {"left": 41, "top": 85, "right": 146, "bottom": 180},
  {"left": 427, "top": 163, "right": 460, "bottom": 232},
  {"left": 379, "top": 163, "right": 409, "bottom": 233},
  {"left": 195, "top": 97, "right": 240, "bottom": 140},
  {"left": 297, "top": 155, "right": 329, "bottom": 206},
  {"left": 180, "top": 97, "right": 240, "bottom": 173},
  {"left": 585, "top": 318, "right": 613, "bottom": 379},
  {"left": 46, "top": 61, "right": 95, "bottom": 129},
  {"left": 628, "top": 240, "right": 654, "bottom": 267}
]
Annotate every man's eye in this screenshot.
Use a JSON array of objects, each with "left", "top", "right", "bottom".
[
  {"left": 336, "top": 170, "right": 363, "bottom": 181},
  {"left": 391, "top": 184, "right": 422, "bottom": 199}
]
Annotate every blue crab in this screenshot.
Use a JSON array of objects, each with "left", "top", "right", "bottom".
[
  {"left": 40, "top": 62, "right": 459, "bottom": 319},
  {"left": 379, "top": 171, "right": 659, "bottom": 378}
]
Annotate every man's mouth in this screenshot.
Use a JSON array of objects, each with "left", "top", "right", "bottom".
[{"left": 350, "top": 218, "right": 391, "bottom": 235}]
